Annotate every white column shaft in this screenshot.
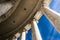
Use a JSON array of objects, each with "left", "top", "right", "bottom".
[
  {"left": 43, "top": 6, "right": 60, "bottom": 31},
  {"left": 12, "top": 38, "right": 17, "bottom": 40},
  {"left": 31, "top": 20, "right": 42, "bottom": 40},
  {"left": 21, "top": 31, "right": 26, "bottom": 40}
]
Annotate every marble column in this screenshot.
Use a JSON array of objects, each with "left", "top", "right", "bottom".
[
  {"left": 21, "top": 29, "right": 26, "bottom": 40},
  {"left": 31, "top": 19, "right": 42, "bottom": 40}
]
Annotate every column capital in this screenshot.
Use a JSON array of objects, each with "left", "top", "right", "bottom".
[
  {"left": 23, "top": 28, "right": 27, "bottom": 32},
  {"left": 33, "top": 19, "right": 39, "bottom": 23}
]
